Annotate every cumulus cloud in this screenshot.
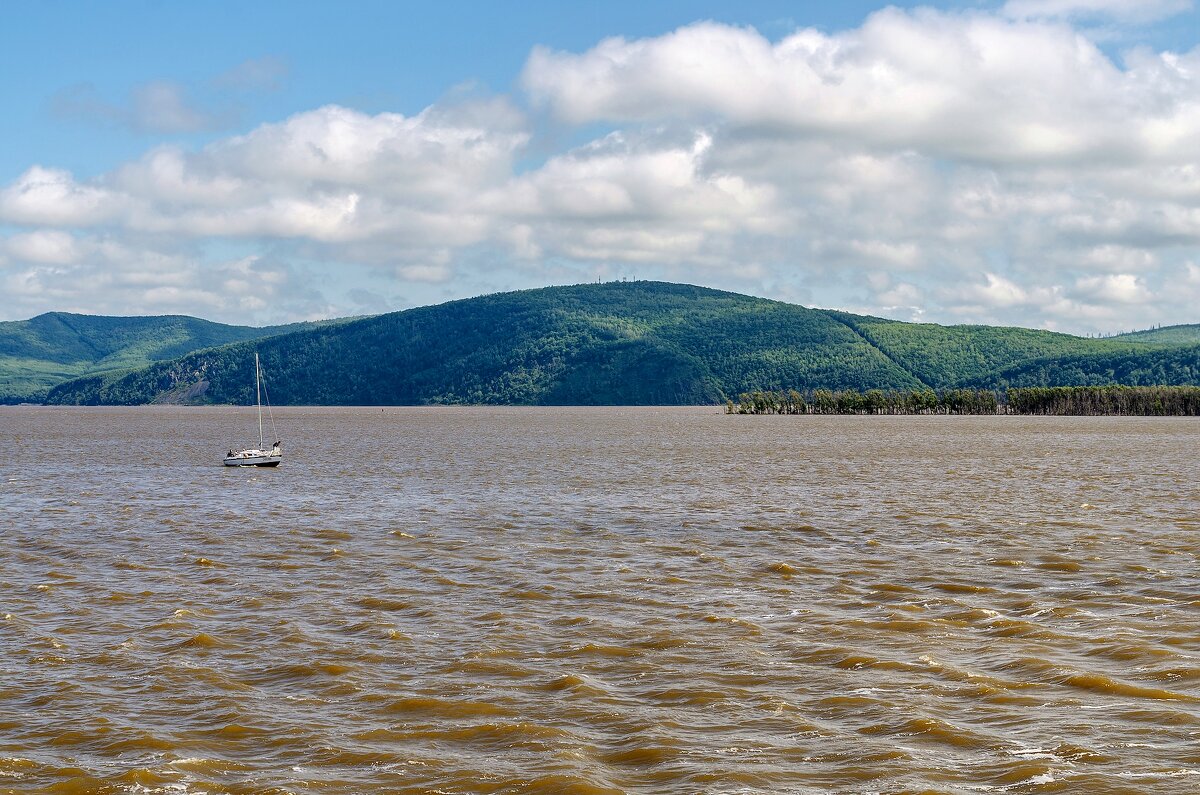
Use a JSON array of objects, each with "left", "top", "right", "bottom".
[
  {"left": 1073, "top": 272, "right": 1151, "bottom": 303},
  {"left": 16, "top": 100, "right": 530, "bottom": 249},
  {"left": 0, "top": 239, "right": 333, "bottom": 322},
  {"left": 490, "top": 130, "right": 781, "bottom": 265},
  {"left": 951, "top": 273, "right": 1036, "bottom": 310},
  {"left": 864, "top": 273, "right": 928, "bottom": 320},
  {"left": 2, "top": 230, "right": 83, "bottom": 266},
  {"left": 523, "top": 10, "right": 1200, "bottom": 167},
  {"left": 0, "top": 166, "right": 121, "bottom": 226},
  {"left": 3, "top": 7, "right": 1199, "bottom": 332}
]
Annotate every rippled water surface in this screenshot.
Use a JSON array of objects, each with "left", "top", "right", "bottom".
[{"left": 2, "top": 406, "right": 1200, "bottom": 794}]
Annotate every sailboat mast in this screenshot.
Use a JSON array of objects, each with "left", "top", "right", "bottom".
[{"left": 255, "top": 352, "right": 263, "bottom": 449}]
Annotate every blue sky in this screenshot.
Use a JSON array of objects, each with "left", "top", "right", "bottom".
[
  {"left": 1, "top": 1, "right": 1000, "bottom": 180},
  {"left": 1, "top": 0, "right": 1197, "bottom": 333}
]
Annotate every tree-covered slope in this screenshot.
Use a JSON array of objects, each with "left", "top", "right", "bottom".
[
  {"left": 0, "top": 312, "right": 336, "bottom": 402},
  {"left": 45, "top": 282, "right": 921, "bottom": 406},
  {"left": 980, "top": 344, "right": 1200, "bottom": 389},
  {"left": 829, "top": 312, "right": 1148, "bottom": 388},
  {"left": 37, "top": 282, "right": 1200, "bottom": 406},
  {"left": 1114, "top": 324, "right": 1200, "bottom": 346}
]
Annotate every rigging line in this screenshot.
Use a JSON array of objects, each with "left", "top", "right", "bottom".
[{"left": 260, "top": 362, "right": 279, "bottom": 443}]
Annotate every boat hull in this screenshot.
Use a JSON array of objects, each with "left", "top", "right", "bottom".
[
  {"left": 223, "top": 354, "right": 283, "bottom": 467},
  {"left": 223, "top": 450, "right": 282, "bottom": 467}
]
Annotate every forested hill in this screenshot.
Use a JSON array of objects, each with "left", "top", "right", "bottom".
[
  {"left": 39, "top": 281, "right": 1200, "bottom": 406},
  {"left": 45, "top": 283, "right": 919, "bottom": 405},
  {"left": 827, "top": 312, "right": 1148, "bottom": 388},
  {"left": 1114, "top": 324, "right": 1200, "bottom": 345},
  {"left": 0, "top": 312, "right": 337, "bottom": 403},
  {"left": 982, "top": 344, "right": 1200, "bottom": 389}
]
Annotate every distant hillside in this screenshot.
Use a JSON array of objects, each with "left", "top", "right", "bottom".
[
  {"left": 45, "top": 283, "right": 921, "bottom": 405},
  {"left": 42, "top": 281, "right": 1199, "bottom": 407},
  {"left": 0, "top": 312, "right": 338, "bottom": 403},
  {"left": 982, "top": 344, "right": 1200, "bottom": 389},
  {"left": 1114, "top": 324, "right": 1200, "bottom": 346},
  {"left": 829, "top": 313, "right": 1148, "bottom": 388}
]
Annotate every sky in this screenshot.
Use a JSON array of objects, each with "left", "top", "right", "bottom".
[{"left": 0, "top": 0, "right": 1197, "bottom": 334}]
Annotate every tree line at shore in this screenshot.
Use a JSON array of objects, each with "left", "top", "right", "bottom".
[{"left": 727, "top": 385, "right": 1200, "bottom": 416}]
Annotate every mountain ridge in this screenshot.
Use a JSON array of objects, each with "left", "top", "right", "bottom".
[
  {"left": 31, "top": 281, "right": 1200, "bottom": 406},
  {"left": 1113, "top": 324, "right": 1200, "bottom": 345},
  {"left": 0, "top": 312, "right": 349, "bottom": 403}
]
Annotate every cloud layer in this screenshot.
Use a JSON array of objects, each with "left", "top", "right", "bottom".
[{"left": 2, "top": 6, "right": 1198, "bottom": 333}]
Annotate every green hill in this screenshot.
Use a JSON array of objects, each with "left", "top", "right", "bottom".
[
  {"left": 0, "top": 312, "right": 336, "bottom": 403},
  {"left": 41, "top": 281, "right": 1198, "bottom": 407},
  {"left": 44, "top": 283, "right": 920, "bottom": 405},
  {"left": 828, "top": 312, "right": 1150, "bottom": 388},
  {"left": 981, "top": 344, "right": 1200, "bottom": 389},
  {"left": 1114, "top": 324, "right": 1200, "bottom": 346}
]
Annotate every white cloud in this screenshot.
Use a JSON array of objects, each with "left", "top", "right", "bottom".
[
  {"left": 490, "top": 130, "right": 782, "bottom": 265},
  {"left": 8, "top": 101, "right": 530, "bottom": 251},
  {"left": 397, "top": 262, "right": 453, "bottom": 283},
  {"left": 208, "top": 100, "right": 526, "bottom": 193},
  {"left": 1078, "top": 244, "right": 1157, "bottom": 272},
  {"left": 2, "top": 7, "right": 1199, "bottom": 334},
  {"left": 0, "top": 239, "right": 333, "bottom": 322},
  {"left": 953, "top": 273, "right": 1036, "bottom": 309},
  {"left": 1187, "top": 262, "right": 1200, "bottom": 285},
  {"left": 873, "top": 279, "right": 927, "bottom": 318},
  {"left": 522, "top": 11, "right": 1199, "bottom": 167},
  {"left": 1073, "top": 272, "right": 1151, "bottom": 303},
  {"left": 846, "top": 240, "right": 922, "bottom": 268},
  {"left": 0, "top": 166, "right": 120, "bottom": 226},
  {"left": 3, "top": 230, "right": 81, "bottom": 265}
]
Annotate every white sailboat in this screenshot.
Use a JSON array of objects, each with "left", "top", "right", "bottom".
[{"left": 223, "top": 352, "right": 282, "bottom": 467}]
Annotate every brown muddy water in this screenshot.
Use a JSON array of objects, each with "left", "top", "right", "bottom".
[{"left": 1, "top": 406, "right": 1199, "bottom": 794}]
